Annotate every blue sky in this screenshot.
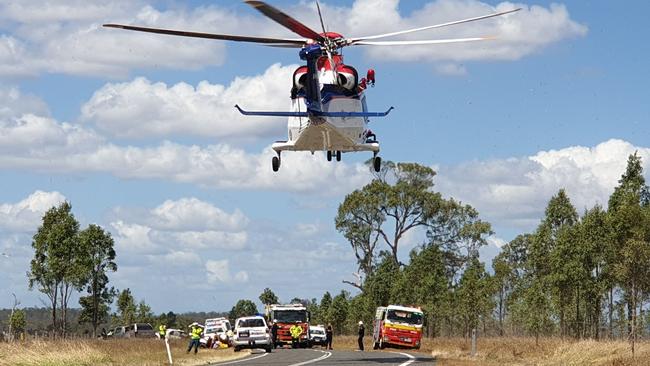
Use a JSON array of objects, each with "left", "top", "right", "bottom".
[{"left": 1, "top": 0, "right": 649, "bottom": 313}]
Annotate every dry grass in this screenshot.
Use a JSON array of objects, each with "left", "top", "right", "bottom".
[
  {"left": 0, "top": 338, "right": 247, "bottom": 366},
  {"left": 330, "top": 335, "right": 650, "bottom": 366}
]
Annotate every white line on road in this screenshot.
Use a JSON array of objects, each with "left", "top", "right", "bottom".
[
  {"left": 210, "top": 351, "right": 269, "bottom": 365},
  {"left": 288, "top": 350, "right": 332, "bottom": 366},
  {"left": 391, "top": 351, "right": 416, "bottom": 366}
]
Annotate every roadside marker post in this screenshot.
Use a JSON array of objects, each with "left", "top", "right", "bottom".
[{"left": 165, "top": 330, "right": 173, "bottom": 365}]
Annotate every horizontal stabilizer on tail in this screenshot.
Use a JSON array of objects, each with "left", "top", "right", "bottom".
[{"left": 235, "top": 105, "right": 394, "bottom": 118}]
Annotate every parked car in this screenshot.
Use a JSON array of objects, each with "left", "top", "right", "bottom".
[
  {"left": 308, "top": 325, "right": 327, "bottom": 347},
  {"left": 232, "top": 316, "right": 272, "bottom": 353},
  {"left": 157, "top": 328, "right": 187, "bottom": 340},
  {"left": 107, "top": 323, "right": 156, "bottom": 338}
]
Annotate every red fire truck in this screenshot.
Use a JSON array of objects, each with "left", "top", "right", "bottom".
[
  {"left": 266, "top": 304, "right": 310, "bottom": 348},
  {"left": 373, "top": 305, "right": 424, "bottom": 350}
]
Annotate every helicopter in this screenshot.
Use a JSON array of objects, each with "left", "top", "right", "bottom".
[{"left": 104, "top": 1, "right": 520, "bottom": 172}]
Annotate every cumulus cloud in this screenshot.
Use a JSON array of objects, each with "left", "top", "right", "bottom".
[
  {"left": 0, "top": 190, "right": 67, "bottom": 232},
  {"left": 436, "top": 139, "right": 650, "bottom": 233},
  {"left": 205, "top": 259, "right": 248, "bottom": 284},
  {"left": 80, "top": 64, "right": 295, "bottom": 140},
  {"left": 0, "top": 111, "right": 372, "bottom": 194},
  {"left": 0, "top": 1, "right": 585, "bottom": 78},
  {"left": 111, "top": 197, "right": 249, "bottom": 257},
  {"left": 0, "top": 88, "right": 49, "bottom": 119},
  {"left": 345, "top": 0, "right": 587, "bottom": 63}
]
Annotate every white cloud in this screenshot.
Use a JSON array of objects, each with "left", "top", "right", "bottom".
[
  {"left": 110, "top": 197, "right": 249, "bottom": 256},
  {"left": 348, "top": 0, "right": 588, "bottom": 63},
  {"left": 80, "top": 64, "right": 295, "bottom": 140},
  {"left": 0, "top": 190, "right": 66, "bottom": 232},
  {"left": 436, "top": 139, "right": 650, "bottom": 234},
  {"left": 149, "top": 198, "right": 248, "bottom": 232},
  {"left": 0, "top": 109, "right": 373, "bottom": 194},
  {"left": 434, "top": 63, "right": 468, "bottom": 76},
  {"left": 0, "top": 1, "right": 586, "bottom": 78},
  {"left": 0, "top": 88, "right": 49, "bottom": 119},
  {"left": 205, "top": 259, "right": 248, "bottom": 284}
]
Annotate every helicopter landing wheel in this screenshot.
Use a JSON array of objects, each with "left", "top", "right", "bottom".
[
  {"left": 373, "top": 156, "right": 381, "bottom": 172},
  {"left": 327, "top": 151, "right": 332, "bottom": 162},
  {"left": 336, "top": 151, "right": 341, "bottom": 162},
  {"left": 272, "top": 156, "right": 281, "bottom": 172}
]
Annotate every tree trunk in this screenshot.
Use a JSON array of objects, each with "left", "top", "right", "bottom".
[
  {"left": 609, "top": 287, "right": 613, "bottom": 339},
  {"left": 576, "top": 286, "right": 581, "bottom": 339},
  {"left": 92, "top": 270, "right": 99, "bottom": 338},
  {"left": 498, "top": 287, "right": 504, "bottom": 336},
  {"left": 52, "top": 285, "right": 58, "bottom": 339}
]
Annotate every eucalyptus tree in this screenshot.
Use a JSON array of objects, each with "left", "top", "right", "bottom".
[
  {"left": 28, "top": 202, "right": 83, "bottom": 338},
  {"left": 78, "top": 224, "right": 117, "bottom": 337}
]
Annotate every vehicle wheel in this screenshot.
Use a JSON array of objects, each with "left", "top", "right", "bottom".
[
  {"left": 327, "top": 151, "right": 332, "bottom": 161},
  {"left": 234, "top": 346, "right": 241, "bottom": 352},
  {"left": 265, "top": 346, "right": 272, "bottom": 353},
  {"left": 272, "top": 156, "right": 280, "bottom": 172},
  {"left": 373, "top": 342, "right": 379, "bottom": 350},
  {"left": 379, "top": 338, "right": 385, "bottom": 349},
  {"left": 336, "top": 151, "right": 341, "bottom": 162},
  {"left": 373, "top": 156, "right": 381, "bottom": 172}
]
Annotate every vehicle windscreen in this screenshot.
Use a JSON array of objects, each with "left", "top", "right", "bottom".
[
  {"left": 238, "top": 318, "right": 265, "bottom": 328},
  {"left": 311, "top": 329, "right": 324, "bottom": 335},
  {"left": 273, "top": 310, "right": 307, "bottom": 323},
  {"left": 387, "top": 310, "right": 423, "bottom": 325},
  {"left": 137, "top": 323, "right": 153, "bottom": 330}
]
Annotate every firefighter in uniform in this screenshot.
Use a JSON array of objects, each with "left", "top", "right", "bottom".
[
  {"left": 187, "top": 323, "right": 203, "bottom": 354},
  {"left": 159, "top": 324, "right": 167, "bottom": 340},
  {"left": 289, "top": 323, "right": 303, "bottom": 349}
]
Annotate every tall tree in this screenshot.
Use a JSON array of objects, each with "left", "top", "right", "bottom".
[
  {"left": 258, "top": 288, "right": 279, "bottom": 307},
  {"left": 319, "top": 292, "right": 333, "bottom": 324},
  {"left": 116, "top": 288, "right": 137, "bottom": 325},
  {"left": 229, "top": 300, "right": 259, "bottom": 321},
  {"left": 136, "top": 300, "right": 155, "bottom": 324},
  {"left": 78, "top": 224, "right": 117, "bottom": 337},
  {"left": 607, "top": 153, "right": 650, "bottom": 340},
  {"left": 328, "top": 291, "right": 349, "bottom": 335},
  {"left": 28, "top": 202, "right": 82, "bottom": 338},
  {"left": 455, "top": 257, "right": 494, "bottom": 338}
]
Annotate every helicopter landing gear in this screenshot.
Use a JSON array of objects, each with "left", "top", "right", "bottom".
[
  {"left": 272, "top": 153, "right": 281, "bottom": 172},
  {"left": 372, "top": 154, "right": 381, "bottom": 172},
  {"left": 327, "top": 151, "right": 342, "bottom": 162}
]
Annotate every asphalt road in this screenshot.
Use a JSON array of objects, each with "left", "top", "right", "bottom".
[{"left": 209, "top": 348, "right": 436, "bottom": 366}]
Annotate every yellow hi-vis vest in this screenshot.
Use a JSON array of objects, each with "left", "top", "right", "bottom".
[
  {"left": 159, "top": 325, "right": 166, "bottom": 336},
  {"left": 290, "top": 325, "right": 302, "bottom": 338},
  {"left": 191, "top": 326, "right": 202, "bottom": 340}
]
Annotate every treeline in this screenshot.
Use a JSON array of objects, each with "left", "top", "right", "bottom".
[
  {"left": 495, "top": 153, "right": 650, "bottom": 347},
  {"left": 0, "top": 306, "right": 228, "bottom": 336},
  {"left": 318, "top": 157, "right": 650, "bottom": 345}
]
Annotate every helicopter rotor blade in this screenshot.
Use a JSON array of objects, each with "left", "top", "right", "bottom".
[
  {"left": 245, "top": 0, "right": 325, "bottom": 42},
  {"left": 103, "top": 24, "right": 306, "bottom": 46},
  {"left": 352, "top": 37, "right": 494, "bottom": 46},
  {"left": 348, "top": 8, "right": 520, "bottom": 44}
]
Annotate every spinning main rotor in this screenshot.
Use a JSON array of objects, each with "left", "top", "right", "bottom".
[{"left": 104, "top": 0, "right": 521, "bottom": 55}]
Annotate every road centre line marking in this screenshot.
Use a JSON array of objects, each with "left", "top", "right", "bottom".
[
  {"left": 391, "top": 351, "right": 416, "bottom": 366},
  {"left": 288, "top": 350, "right": 332, "bottom": 366},
  {"left": 210, "top": 351, "right": 269, "bottom": 365}
]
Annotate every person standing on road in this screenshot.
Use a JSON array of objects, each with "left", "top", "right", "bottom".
[
  {"left": 187, "top": 323, "right": 203, "bottom": 354},
  {"left": 289, "top": 323, "right": 303, "bottom": 348},
  {"left": 357, "top": 321, "right": 365, "bottom": 351},
  {"left": 271, "top": 321, "right": 279, "bottom": 348},
  {"left": 325, "top": 324, "right": 333, "bottom": 350}
]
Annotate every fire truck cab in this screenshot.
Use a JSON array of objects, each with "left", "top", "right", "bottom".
[
  {"left": 266, "top": 303, "right": 311, "bottom": 348},
  {"left": 373, "top": 305, "right": 424, "bottom": 350}
]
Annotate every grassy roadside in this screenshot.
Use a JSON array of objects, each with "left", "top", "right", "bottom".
[
  {"left": 0, "top": 338, "right": 248, "bottom": 366},
  {"left": 331, "top": 335, "right": 650, "bottom": 366}
]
